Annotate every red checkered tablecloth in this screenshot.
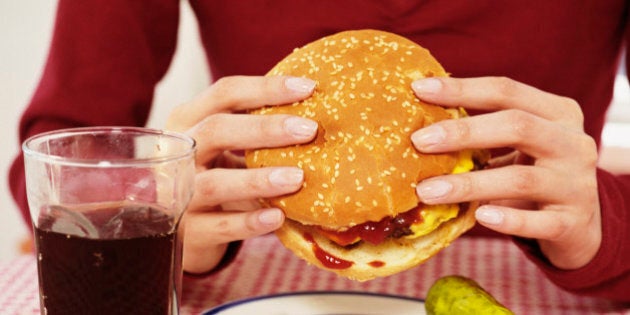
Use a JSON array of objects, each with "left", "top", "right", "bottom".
[{"left": 1, "top": 235, "right": 629, "bottom": 314}]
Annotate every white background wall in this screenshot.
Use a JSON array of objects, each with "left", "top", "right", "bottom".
[{"left": 1, "top": 1, "right": 629, "bottom": 261}]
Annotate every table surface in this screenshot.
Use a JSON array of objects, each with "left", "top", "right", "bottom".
[{"left": 1, "top": 234, "right": 628, "bottom": 315}]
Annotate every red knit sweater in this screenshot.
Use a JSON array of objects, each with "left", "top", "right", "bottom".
[{"left": 9, "top": 0, "right": 630, "bottom": 301}]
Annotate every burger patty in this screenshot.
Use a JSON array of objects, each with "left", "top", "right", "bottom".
[{"left": 317, "top": 207, "right": 422, "bottom": 246}]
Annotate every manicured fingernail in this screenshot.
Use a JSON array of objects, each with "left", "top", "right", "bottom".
[
  {"left": 268, "top": 167, "right": 304, "bottom": 187},
  {"left": 411, "top": 77, "right": 442, "bottom": 94},
  {"left": 259, "top": 208, "right": 284, "bottom": 225},
  {"left": 285, "top": 77, "right": 316, "bottom": 94},
  {"left": 411, "top": 124, "right": 446, "bottom": 149},
  {"left": 475, "top": 206, "right": 504, "bottom": 225},
  {"left": 284, "top": 116, "right": 318, "bottom": 139},
  {"left": 416, "top": 179, "right": 452, "bottom": 201}
]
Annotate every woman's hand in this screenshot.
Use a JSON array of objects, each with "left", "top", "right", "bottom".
[
  {"left": 166, "top": 75, "right": 317, "bottom": 274},
  {"left": 410, "top": 77, "right": 601, "bottom": 270}
]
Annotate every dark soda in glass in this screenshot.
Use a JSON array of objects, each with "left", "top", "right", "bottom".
[{"left": 34, "top": 203, "right": 183, "bottom": 315}]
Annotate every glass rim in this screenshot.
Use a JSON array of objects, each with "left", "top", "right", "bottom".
[{"left": 22, "top": 126, "right": 196, "bottom": 167}]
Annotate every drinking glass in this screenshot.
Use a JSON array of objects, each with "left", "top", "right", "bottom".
[{"left": 23, "top": 127, "right": 196, "bottom": 315}]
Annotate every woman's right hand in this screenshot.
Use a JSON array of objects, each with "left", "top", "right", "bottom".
[{"left": 166, "top": 75, "right": 318, "bottom": 274}]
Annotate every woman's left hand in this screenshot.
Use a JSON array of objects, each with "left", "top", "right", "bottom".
[{"left": 410, "top": 76, "right": 601, "bottom": 270}]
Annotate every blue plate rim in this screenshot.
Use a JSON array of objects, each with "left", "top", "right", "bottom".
[{"left": 202, "top": 290, "right": 425, "bottom": 314}]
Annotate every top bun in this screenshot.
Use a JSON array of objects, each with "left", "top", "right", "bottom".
[{"left": 245, "top": 29, "right": 459, "bottom": 230}]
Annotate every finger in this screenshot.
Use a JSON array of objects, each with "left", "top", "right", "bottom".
[
  {"left": 411, "top": 109, "right": 584, "bottom": 159},
  {"left": 411, "top": 77, "right": 584, "bottom": 128},
  {"left": 486, "top": 151, "right": 520, "bottom": 168},
  {"left": 188, "top": 167, "right": 304, "bottom": 212},
  {"left": 167, "top": 76, "right": 316, "bottom": 131},
  {"left": 190, "top": 113, "right": 318, "bottom": 163},
  {"left": 183, "top": 207, "right": 284, "bottom": 272},
  {"left": 487, "top": 151, "right": 534, "bottom": 169},
  {"left": 186, "top": 208, "right": 284, "bottom": 246},
  {"left": 474, "top": 205, "right": 570, "bottom": 240},
  {"left": 475, "top": 204, "right": 600, "bottom": 269},
  {"left": 416, "top": 165, "right": 569, "bottom": 205}
]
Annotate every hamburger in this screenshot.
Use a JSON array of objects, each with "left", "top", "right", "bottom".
[{"left": 245, "top": 29, "right": 486, "bottom": 281}]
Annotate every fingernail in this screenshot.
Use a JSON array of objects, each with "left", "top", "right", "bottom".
[
  {"left": 411, "top": 124, "right": 446, "bottom": 149},
  {"left": 268, "top": 167, "right": 304, "bottom": 187},
  {"left": 284, "top": 116, "right": 318, "bottom": 139},
  {"left": 411, "top": 78, "right": 442, "bottom": 94},
  {"left": 416, "top": 179, "right": 452, "bottom": 201},
  {"left": 259, "top": 208, "right": 284, "bottom": 225},
  {"left": 475, "top": 206, "right": 504, "bottom": 225},
  {"left": 285, "top": 77, "right": 316, "bottom": 94}
]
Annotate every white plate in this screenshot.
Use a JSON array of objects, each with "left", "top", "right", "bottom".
[{"left": 202, "top": 291, "right": 425, "bottom": 315}]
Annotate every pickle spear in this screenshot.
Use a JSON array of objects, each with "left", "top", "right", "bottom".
[{"left": 425, "top": 275, "right": 515, "bottom": 315}]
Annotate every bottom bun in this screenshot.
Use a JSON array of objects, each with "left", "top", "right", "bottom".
[{"left": 275, "top": 202, "right": 478, "bottom": 281}]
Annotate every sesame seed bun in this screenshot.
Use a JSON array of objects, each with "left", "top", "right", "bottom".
[{"left": 245, "top": 29, "right": 482, "bottom": 281}]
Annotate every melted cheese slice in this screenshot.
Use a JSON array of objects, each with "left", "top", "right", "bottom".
[{"left": 406, "top": 149, "right": 474, "bottom": 239}]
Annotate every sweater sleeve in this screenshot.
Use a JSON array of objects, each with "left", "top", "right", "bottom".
[
  {"left": 8, "top": 0, "right": 180, "bottom": 226},
  {"left": 514, "top": 169, "right": 630, "bottom": 301}
]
